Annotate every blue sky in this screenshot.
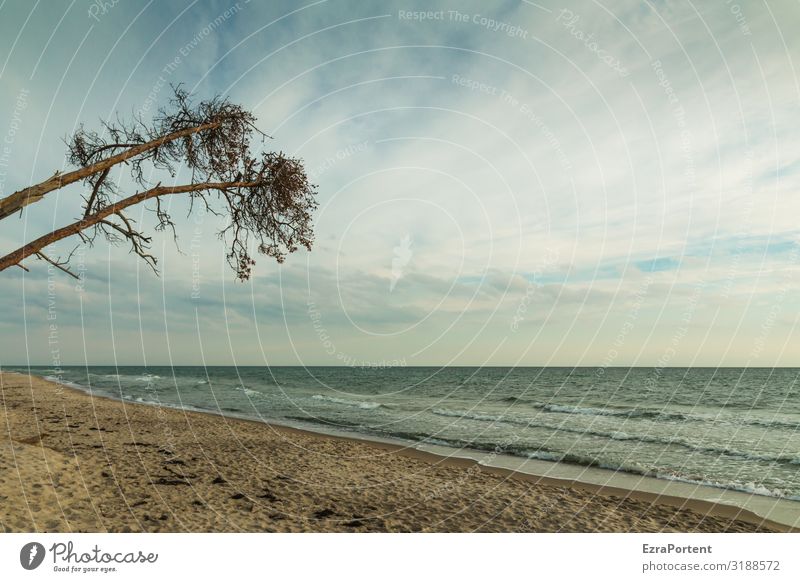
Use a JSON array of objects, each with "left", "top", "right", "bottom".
[{"left": 1, "top": 0, "right": 799, "bottom": 367}]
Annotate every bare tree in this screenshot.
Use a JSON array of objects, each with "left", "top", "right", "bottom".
[{"left": 0, "top": 86, "right": 317, "bottom": 280}]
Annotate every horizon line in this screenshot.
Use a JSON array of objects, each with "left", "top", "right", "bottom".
[{"left": 6, "top": 364, "right": 800, "bottom": 370}]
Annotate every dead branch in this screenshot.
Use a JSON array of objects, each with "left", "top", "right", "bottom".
[{"left": 0, "top": 86, "right": 317, "bottom": 280}]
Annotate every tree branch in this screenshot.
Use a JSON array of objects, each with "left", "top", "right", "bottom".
[
  {"left": 35, "top": 252, "right": 80, "bottom": 280},
  {"left": 84, "top": 167, "right": 111, "bottom": 218},
  {"left": 0, "top": 87, "right": 317, "bottom": 281},
  {"left": 0, "top": 120, "right": 221, "bottom": 221},
  {"left": 0, "top": 180, "right": 260, "bottom": 273}
]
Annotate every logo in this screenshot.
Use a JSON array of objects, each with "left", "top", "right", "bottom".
[
  {"left": 390, "top": 234, "right": 413, "bottom": 291},
  {"left": 20, "top": 542, "right": 46, "bottom": 570}
]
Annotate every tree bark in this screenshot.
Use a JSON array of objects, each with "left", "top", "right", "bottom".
[
  {"left": 0, "top": 180, "right": 256, "bottom": 273},
  {"left": 0, "top": 121, "right": 220, "bottom": 221}
]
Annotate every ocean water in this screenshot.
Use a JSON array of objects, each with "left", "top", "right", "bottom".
[{"left": 12, "top": 366, "right": 800, "bottom": 501}]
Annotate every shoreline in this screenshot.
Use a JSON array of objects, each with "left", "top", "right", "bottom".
[{"left": 1, "top": 371, "right": 795, "bottom": 533}]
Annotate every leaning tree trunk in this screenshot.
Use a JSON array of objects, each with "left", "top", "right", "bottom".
[
  {"left": 0, "top": 121, "right": 220, "bottom": 221},
  {"left": 0, "top": 180, "right": 255, "bottom": 273}
]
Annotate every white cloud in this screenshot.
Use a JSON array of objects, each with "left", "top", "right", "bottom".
[{"left": 1, "top": 0, "right": 799, "bottom": 365}]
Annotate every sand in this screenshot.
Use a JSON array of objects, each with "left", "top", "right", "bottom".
[{"left": 0, "top": 371, "right": 789, "bottom": 533}]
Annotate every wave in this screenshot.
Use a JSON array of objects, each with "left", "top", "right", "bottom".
[
  {"left": 283, "top": 415, "right": 368, "bottom": 430},
  {"left": 496, "top": 398, "right": 800, "bottom": 431},
  {"left": 431, "top": 408, "right": 800, "bottom": 466},
  {"left": 32, "top": 369, "right": 799, "bottom": 501},
  {"left": 651, "top": 472, "right": 800, "bottom": 501},
  {"left": 742, "top": 417, "right": 800, "bottom": 432},
  {"left": 540, "top": 402, "right": 687, "bottom": 422},
  {"left": 232, "top": 385, "right": 266, "bottom": 399},
  {"left": 497, "top": 396, "right": 702, "bottom": 421},
  {"left": 524, "top": 451, "right": 799, "bottom": 500},
  {"left": 395, "top": 434, "right": 649, "bottom": 473},
  {"left": 43, "top": 375, "right": 84, "bottom": 390},
  {"left": 312, "top": 394, "right": 382, "bottom": 410},
  {"left": 386, "top": 430, "right": 800, "bottom": 500},
  {"left": 433, "top": 408, "right": 510, "bottom": 423},
  {"left": 89, "top": 373, "right": 162, "bottom": 383}
]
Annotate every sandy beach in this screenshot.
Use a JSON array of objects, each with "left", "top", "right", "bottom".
[{"left": 0, "top": 371, "right": 789, "bottom": 533}]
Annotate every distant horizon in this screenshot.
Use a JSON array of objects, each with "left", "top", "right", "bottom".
[
  {"left": 8, "top": 364, "right": 800, "bottom": 370},
  {"left": 2, "top": 1, "right": 799, "bottom": 368}
]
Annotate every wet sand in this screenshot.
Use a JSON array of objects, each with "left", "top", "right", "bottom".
[{"left": 0, "top": 371, "right": 789, "bottom": 532}]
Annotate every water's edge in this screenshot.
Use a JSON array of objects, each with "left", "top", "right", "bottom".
[{"left": 12, "top": 370, "right": 800, "bottom": 531}]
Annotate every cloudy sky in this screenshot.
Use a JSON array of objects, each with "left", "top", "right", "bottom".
[{"left": 1, "top": 0, "right": 799, "bottom": 367}]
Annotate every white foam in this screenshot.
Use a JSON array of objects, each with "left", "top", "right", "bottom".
[
  {"left": 136, "top": 374, "right": 161, "bottom": 382},
  {"left": 312, "top": 394, "right": 382, "bottom": 410}
]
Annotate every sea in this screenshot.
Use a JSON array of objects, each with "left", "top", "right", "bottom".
[{"left": 11, "top": 365, "right": 800, "bottom": 512}]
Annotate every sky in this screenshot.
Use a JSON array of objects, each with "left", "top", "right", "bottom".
[{"left": 0, "top": 0, "right": 799, "bottom": 367}]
